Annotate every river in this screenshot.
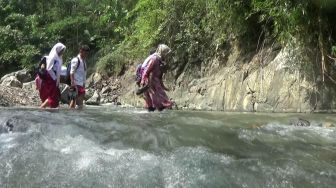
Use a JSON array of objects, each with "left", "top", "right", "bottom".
[{"left": 0, "top": 107, "right": 335, "bottom": 188}]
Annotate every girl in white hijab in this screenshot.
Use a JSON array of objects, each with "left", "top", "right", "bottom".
[
  {"left": 46, "top": 42, "right": 66, "bottom": 86},
  {"left": 40, "top": 42, "right": 66, "bottom": 108}
]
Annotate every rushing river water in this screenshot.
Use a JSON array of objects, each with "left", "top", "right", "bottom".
[{"left": 0, "top": 107, "right": 335, "bottom": 188}]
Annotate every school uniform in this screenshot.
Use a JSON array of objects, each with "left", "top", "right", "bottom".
[
  {"left": 39, "top": 43, "right": 65, "bottom": 108},
  {"left": 70, "top": 55, "right": 87, "bottom": 95}
]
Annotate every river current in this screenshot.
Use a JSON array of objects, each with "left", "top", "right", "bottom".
[{"left": 0, "top": 107, "right": 335, "bottom": 188}]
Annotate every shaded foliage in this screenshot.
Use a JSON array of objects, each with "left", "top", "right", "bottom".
[
  {"left": 1, "top": 0, "right": 336, "bottom": 79},
  {"left": 0, "top": 0, "right": 135, "bottom": 75}
]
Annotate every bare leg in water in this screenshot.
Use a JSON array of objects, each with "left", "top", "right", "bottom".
[
  {"left": 70, "top": 95, "right": 84, "bottom": 109},
  {"left": 69, "top": 99, "right": 76, "bottom": 109},
  {"left": 76, "top": 94, "right": 85, "bottom": 110},
  {"left": 40, "top": 99, "right": 48, "bottom": 108}
]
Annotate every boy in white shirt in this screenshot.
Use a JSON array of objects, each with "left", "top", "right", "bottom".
[{"left": 69, "top": 45, "right": 90, "bottom": 109}]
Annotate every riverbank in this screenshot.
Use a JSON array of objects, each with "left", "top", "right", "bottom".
[{"left": 1, "top": 42, "right": 336, "bottom": 114}]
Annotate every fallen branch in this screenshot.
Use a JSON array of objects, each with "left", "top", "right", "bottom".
[
  {"left": 324, "top": 71, "right": 336, "bottom": 85},
  {"left": 327, "top": 55, "right": 336, "bottom": 61}
]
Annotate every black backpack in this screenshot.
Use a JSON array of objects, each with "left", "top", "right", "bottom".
[{"left": 35, "top": 56, "right": 48, "bottom": 79}]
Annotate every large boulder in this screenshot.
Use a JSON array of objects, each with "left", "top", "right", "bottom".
[
  {"left": 0, "top": 76, "right": 22, "bottom": 88},
  {"left": 0, "top": 69, "right": 32, "bottom": 84},
  {"left": 15, "top": 69, "right": 32, "bottom": 83}
]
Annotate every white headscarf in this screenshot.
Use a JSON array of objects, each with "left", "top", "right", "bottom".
[
  {"left": 155, "top": 44, "right": 171, "bottom": 60},
  {"left": 46, "top": 42, "right": 66, "bottom": 85}
]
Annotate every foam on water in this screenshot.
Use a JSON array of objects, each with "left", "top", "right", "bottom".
[{"left": 0, "top": 108, "right": 336, "bottom": 187}]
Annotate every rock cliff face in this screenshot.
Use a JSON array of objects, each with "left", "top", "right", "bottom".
[{"left": 119, "top": 45, "right": 336, "bottom": 112}]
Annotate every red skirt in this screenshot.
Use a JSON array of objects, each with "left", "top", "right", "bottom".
[
  {"left": 76, "top": 85, "right": 85, "bottom": 96},
  {"left": 39, "top": 74, "right": 60, "bottom": 108}
]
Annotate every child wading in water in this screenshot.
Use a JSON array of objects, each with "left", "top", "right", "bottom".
[
  {"left": 39, "top": 43, "right": 66, "bottom": 108},
  {"left": 69, "top": 45, "right": 90, "bottom": 110}
]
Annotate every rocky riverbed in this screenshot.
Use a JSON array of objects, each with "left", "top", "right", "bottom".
[
  {"left": 0, "top": 70, "right": 123, "bottom": 107},
  {"left": 0, "top": 85, "right": 40, "bottom": 107}
]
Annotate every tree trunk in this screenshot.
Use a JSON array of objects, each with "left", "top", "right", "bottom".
[{"left": 318, "top": 11, "right": 326, "bottom": 83}]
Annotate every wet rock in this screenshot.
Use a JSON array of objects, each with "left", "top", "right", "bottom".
[
  {"left": 0, "top": 117, "right": 29, "bottom": 133},
  {"left": 86, "top": 91, "right": 100, "bottom": 105},
  {"left": 6, "top": 120, "right": 14, "bottom": 132},
  {"left": 290, "top": 118, "right": 310, "bottom": 127},
  {"left": 0, "top": 121, "right": 13, "bottom": 133}
]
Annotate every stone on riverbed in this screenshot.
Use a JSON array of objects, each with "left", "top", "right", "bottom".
[{"left": 290, "top": 118, "right": 310, "bottom": 127}]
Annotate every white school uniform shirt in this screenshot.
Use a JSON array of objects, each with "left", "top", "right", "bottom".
[{"left": 70, "top": 55, "right": 87, "bottom": 87}]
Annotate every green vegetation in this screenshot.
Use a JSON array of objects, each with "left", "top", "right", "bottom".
[
  {"left": 1, "top": 0, "right": 336, "bottom": 80},
  {"left": 0, "top": 0, "right": 135, "bottom": 75}
]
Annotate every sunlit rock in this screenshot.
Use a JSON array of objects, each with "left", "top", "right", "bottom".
[
  {"left": 86, "top": 91, "right": 100, "bottom": 105},
  {"left": 0, "top": 75, "right": 22, "bottom": 88}
]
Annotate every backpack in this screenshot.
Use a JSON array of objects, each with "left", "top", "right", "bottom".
[
  {"left": 135, "top": 64, "right": 143, "bottom": 86},
  {"left": 61, "top": 57, "right": 81, "bottom": 85},
  {"left": 35, "top": 56, "right": 48, "bottom": 80},
  {"left": 135, "top": 54, "right": 156, "bottom": 86}
]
